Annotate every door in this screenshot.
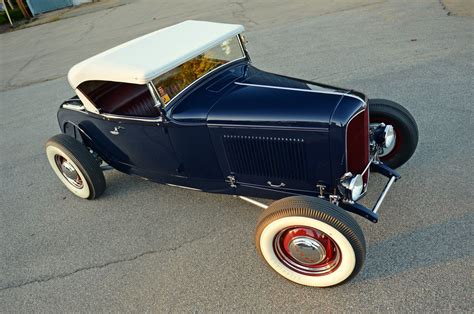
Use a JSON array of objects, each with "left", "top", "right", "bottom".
[{"left": 82, "top": 116, "right": 180, "bottom": 179}]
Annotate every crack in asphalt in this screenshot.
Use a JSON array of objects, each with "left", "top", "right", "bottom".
[
  {"left": 0, "top": 75, "right": 65, "bottom": 92},
  {"left": 1, "top": 7, "right": 121, "bottom": 92},
  {"left": 231, "top": 1, "right": 259, "bottom": 27},
  {"left": 0, "top": 230, "right": 215, "bottom": 292},
  {"left": 5, "top": 40, "right": 43, "bottom": 90},
  {"left": 75, "top": 7, "right": 118, "bottom": 44}
]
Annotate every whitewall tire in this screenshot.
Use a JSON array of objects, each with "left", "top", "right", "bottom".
[
  {"left": 256, "top": 196, "right": 365, "bottom": 287},
  {"left": 45, "top": 134, "right": 105, "bottom": 200}
]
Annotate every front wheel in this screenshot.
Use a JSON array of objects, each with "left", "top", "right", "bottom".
[
  {"left": 256, "top": 196, "right": 366, "bottom": 287},
  {"left": 369, "top": 99, "right": 418, "bottom": 169}
]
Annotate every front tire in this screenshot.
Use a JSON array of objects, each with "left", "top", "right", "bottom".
[
  {"left": 45, "top": 134, "right": 105, "bottom": 199},
  {"left": 256, "top": 196, "right": 366, "bottom": 287},
  {"left": 369, "top": 99, "right": 418, "bottom": 169}
]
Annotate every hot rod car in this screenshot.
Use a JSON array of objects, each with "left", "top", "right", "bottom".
[{"left": 45, "top": 21, "right": 418, "bottom": 287}]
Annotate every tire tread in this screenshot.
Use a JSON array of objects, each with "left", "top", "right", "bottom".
[{"left": 369, "top": 99, "right": 418, "bottom": 168}]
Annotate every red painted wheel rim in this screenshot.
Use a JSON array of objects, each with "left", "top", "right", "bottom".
[
  {"left": 54, "top": 155, "right": 83, "bottom": 189},
  {"left": 273, "top": 226, "right": 341, "bottom": 276}
]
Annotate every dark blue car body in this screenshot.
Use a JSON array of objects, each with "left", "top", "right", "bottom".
[{"left": 57, "top": 60, "right": 383, "bottom": 220}]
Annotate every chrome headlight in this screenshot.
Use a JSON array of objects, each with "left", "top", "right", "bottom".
[
  {"left": 384, "top": 125, "right": 395, "bottom": 148},
  {"left": 340, "top": 173, "right": 364, "bottom": 201},
  {"left": 371, "top": 123, "right": 395, "bottom": 149}
]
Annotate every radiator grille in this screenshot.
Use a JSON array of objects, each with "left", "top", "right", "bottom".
[{"left": 223, "top": 135, "right": 307, "bottom": 180}]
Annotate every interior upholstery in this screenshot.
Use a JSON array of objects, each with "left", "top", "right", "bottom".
[
  {"left": 79, "top": 81, "right": 160, "bottom": 117},
  {"left": 118, "top": 92, "right": 160, "bottom": 117}
]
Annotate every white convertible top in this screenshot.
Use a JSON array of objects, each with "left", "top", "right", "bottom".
[{"left": 68, "top": 20, "right": 245, "bottom": 89}]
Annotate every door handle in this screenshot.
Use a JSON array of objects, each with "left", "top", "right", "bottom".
[
  {"left": 110, "top": 126, "right": 124, "bottom": 135},
  {"left": 267, "top": 181, "right": 286, "bottom": 188}
]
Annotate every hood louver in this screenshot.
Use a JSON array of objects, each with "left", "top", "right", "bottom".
[{"left": 222, "top": 135, "right": 307, "bottom": 180}]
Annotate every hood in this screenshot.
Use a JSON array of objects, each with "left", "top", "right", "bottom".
[{"left": 206, "top": 66, "right": 349, "bottom": 129}]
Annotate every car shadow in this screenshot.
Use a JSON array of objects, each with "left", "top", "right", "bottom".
[
  {"left": 99, "top": 170, "right": 163, "bottom": 199},
  {"left": 355, "top": 212, "right": 473, "bottom": 282}
]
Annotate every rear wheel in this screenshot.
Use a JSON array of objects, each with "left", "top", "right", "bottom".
[
  {"left": 369, "top": 99, "right": 418, "bottom": 169},
  {"left": 256, "top": 196, "right": 366, "bottom": 287},
  {"left": 45, "top": 134, "right": 105, "bottom": 199}
]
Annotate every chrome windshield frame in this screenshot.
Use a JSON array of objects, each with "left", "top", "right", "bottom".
[{"left": 151, "top": 35, "right": 247, "bottom": 110}]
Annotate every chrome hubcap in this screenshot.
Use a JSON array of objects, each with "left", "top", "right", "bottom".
[
  {"left": 288, "top": 236, "right": 326, "bottom": 265},
  {"left": 54, "top": 155, "right": 83, "bottom": 189},
  {"left": 273, "top": 226, "right": 341, "bottom": 276}
]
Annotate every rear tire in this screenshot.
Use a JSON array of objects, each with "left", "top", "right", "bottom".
[
  {"left": 369, "top": 99, "right": 418, "bottom": 169},
  {"left": 45, "top": 134, "right": 105, "bottom": 199},
  {"left": 256, "top": 196, "right": 366, "bottom": 287}
]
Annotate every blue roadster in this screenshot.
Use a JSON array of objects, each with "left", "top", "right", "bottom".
[{"left": 46, "top": 20, "right": 418, "bottom": 287}]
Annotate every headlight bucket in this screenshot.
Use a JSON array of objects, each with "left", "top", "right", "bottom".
[
  {"left": 384, "top": 125, "right": 395, "bottom": 148},
  {"left": 339, "top": 172, "right": 364, "bottom": 201},
  {"left": 373, "top": 123, "right": 395, "bottom": 148}
]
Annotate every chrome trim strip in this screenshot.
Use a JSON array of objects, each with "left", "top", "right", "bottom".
[
  {"left": 62, "top": 104, "right": 85, "bottom": 111},
  {"left": 101, "top": 113, "right": 163, "bottom": 123},
  {"left": 166, "top": 183, "right": 201, "bottom": 191},
  {"left": 234, "top": 81, "right": 365, "bottom": 103},
  {"left": 67, "top": 107, "right": 162, "bottom": 123},
  {"left": 208, "top": 123, "right": 328, "bottom": 132}
]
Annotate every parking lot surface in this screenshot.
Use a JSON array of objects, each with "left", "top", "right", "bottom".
[{"left": 0, "top": 0, "right": 473, "bottom": 311}]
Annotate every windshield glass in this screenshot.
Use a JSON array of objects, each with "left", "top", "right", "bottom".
[{"left": 152, "top": 36, "right": 244, "bottom": 106}]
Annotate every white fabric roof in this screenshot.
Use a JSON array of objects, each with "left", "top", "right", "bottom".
[{"left": 68, "top": 20, "right": 245, "bottom": 88}]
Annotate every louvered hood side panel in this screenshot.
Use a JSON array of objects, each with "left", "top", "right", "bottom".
[
  {"left": 208, "top": 125, "right": 332, "bottom": 193},
  {"left": 222, "top": 135, "right": 308, "bottom": 180}
]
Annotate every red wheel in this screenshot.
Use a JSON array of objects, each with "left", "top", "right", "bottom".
[{"left": 256, "top": 196, "right": 365, "bottom": 287}]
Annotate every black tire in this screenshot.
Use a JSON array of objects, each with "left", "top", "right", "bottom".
[
  {"left": 45, "top": 134, "right": 105, "bottom": 199},
  {"left": 369, "top": 99, "right": 418, "bottom": 169},
  {"left": 256, "top": 196, "right": 365, "bottom": 287}
]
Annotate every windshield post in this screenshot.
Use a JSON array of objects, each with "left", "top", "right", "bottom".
[
  {"left": 147, "top": 82, "right": 166, "bottom": 118},
  {"left": 238, "top": 34, "right": 250, "bottom": 61}
]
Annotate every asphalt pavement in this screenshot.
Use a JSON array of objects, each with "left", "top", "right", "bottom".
[{"left": 0, "top": 0, "right": 473, "bottom": 312}]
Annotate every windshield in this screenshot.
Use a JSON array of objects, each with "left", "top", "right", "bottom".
[{"left": 152, "top": 35, "right": 245, "bottom": 106}]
